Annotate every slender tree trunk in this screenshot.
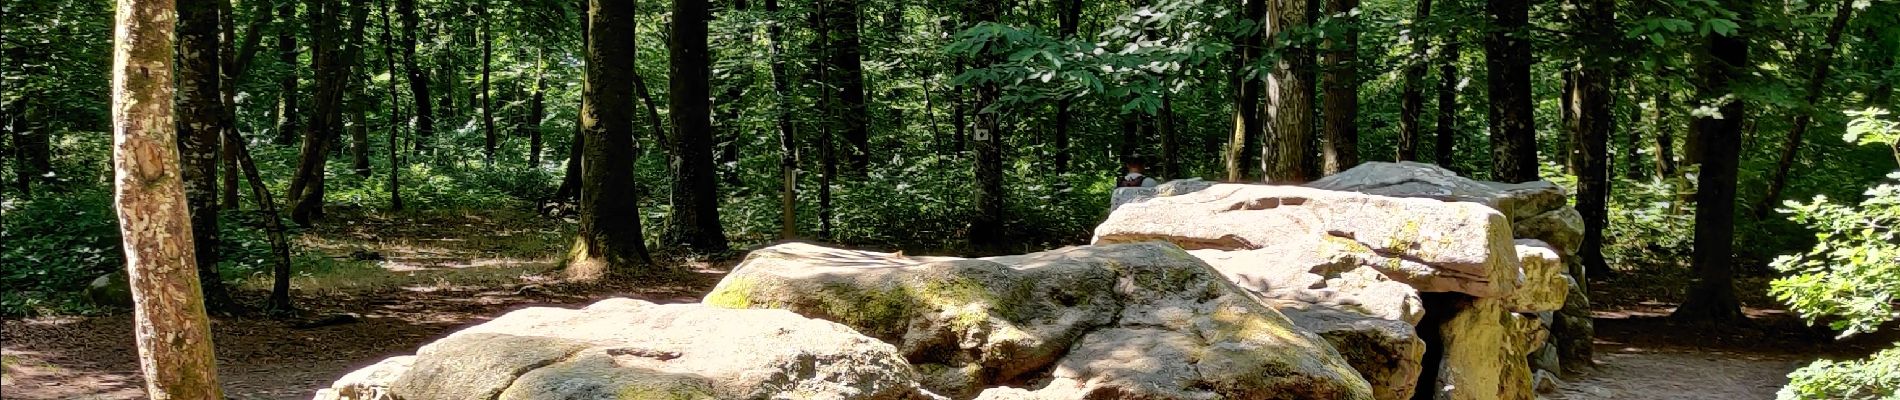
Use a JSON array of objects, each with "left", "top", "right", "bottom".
[
  {"left": 555, "top": 0, "right": 588, "bottom": 202},
  {"left": 815, "top": 0, "right": 836, "bottom": 239},
  {"left": 967, "top": 0, "right": 1006, "bottom": 251},
  {"left": 289, "top": 0, "right": 368, "bottom": 226},
  {"left": 1560, "top": 70, "right": 1578, "bottom": 173},
  {"left": 1396, "top": 0, "right": 1431, "bottom": 162},
  {"left": 1652, "top": 92, "right": 1676, "bottom": 178},
  {"left": 1435, "top": 40, "right": 1460, "bottom": 171},
  {"left": 1055, "top": 0, "right": 1082, "bottom": 175},
  {"left": 1672, "top": 0, "right": 1751, "bottom": 323},
  {"left": 397, "top": 0, "right": 433, "bottom": 154},
  {"left": 350, "top": 76, "right": 372, "bottom": 177},
  {"left": 1571, "top": 0, "right": 1614, "bottom": 280},
  {"left": 1320, "top": 0, "right": 1359, "bottom": 175},
  {"left": 1227, "top": 0, "right": 1265, "bottom": 180},
  {"left": 378, "top": 0, "right": 404, "bottom": 211},
  {"left": 178, "top": 0, "right": 234, "bottom": 312},
  {"left": 713, "top": 0, "right": 752, "bottom": 187},
  {"left": 1263, "top": 0, "right": 1316, "bottom": 183},
  {"left": 768, "top": 0, "right": 797, "bottom": 237},
  {"left": 1485, "top": 0, "right": 1538, "bottom": 183},
  {"left": 824, "top": 0, "right": 871, "bottom": 175},
  {"left": 1159, "top": 95, "right": 1178, "bottom": 178},
  {"left": 110, "top": 0, "right": 226, "bottom": 396},
  {"left": 480, "top": 0, "right": 496, "bottom": 166},
  {"left": 1757, "top": 2, "right": 1855, "bottom": 217},
  {"left": 662, "top": 0, "right": 732, "bottom": 254},
  {"left": 1622, "top": 81, "right": 1643, "bottom": 180},
  {"left": 273, "top": 0, "right": 300, "bottom": 145},
  {"left": 217, "top": 0, "right": 241, "bottom": 211},
  {"left": 221, "top": 128, "right": 295, "bottom": 312},
  {"left": 527, "top": 55, "right": 547, "bottom": 167},
  {"left": 10, "top": 104, "right": 53, "bottom": 195},
  {"left": 570, "top": 0, "right": 655, "bottom": 279}
]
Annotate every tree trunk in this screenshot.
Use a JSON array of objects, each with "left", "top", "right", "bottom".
[
  {"left": 1571, "top": 0, "right": 1614, "bottom": 281},
  {"left": 527, "top": 55, "right": 547, "bottom": 167},
  {"left": 1159, "top": 95, "right": 1178, "bottom": 178},
  {"left": 768, "top": 0, "right": 797, "bottom": 238},
  {"left": 1055, "top": 0, "right": 1083, "bottom": 175},
  {"left": 1560, "top": 70, "right": 1578, "bottom": 174},
  {"left": 661, "top": 0, "right": 732, "bottom": 254},
  {"left": 1435, "top": 39, "right": 1460, "bottom": 172},
  {"left": 1485, "top": 0, "right": 1538, "bottom": 183},
  {"left": 1621, "top": 81, "right": 1643, "bottom": 180},
  {"left": 350, "top": 75, "right": 372, "bottom": 177},
  {"left": 289, "top": 0, "right": 368, "bottom": 226},
  {"left": 825, "top": 0, "right": 871, "bottom": 175},
  {"left": 178, "top": 0, "right": 234, "bottom": 312},
  {"left": 397, "top": 0, "right": 433, "bottom": 154},
  {"left": 570, "top": 0, "right": 656, "bottom": 279},
  {"left": 815, "top": 0, "right": 836, "bottom": 239},
  {"left": 967, "top": 0, "right": 1005, "bottom": 252},
  {"left": 1757, "top": 2, "right": 1855, "bottom": 217},
  {"left": 378, "top": 0, "right": 405, "bottom": 211},
  {"left": 274, "top": 0, "right": 300, "bottom": 145},
  {"left": 1263, "top": 0, "right": 1315, "bottom": 183},
  {"left": 221, "top": 127, "right": 296, "bottom": 312},
  {"left": 1320, "top": 0, "right": 1359, "bottom": 175},
  {"left": 1672, "top": 0, "right": 1751, "bottom": 323},
  {"left": 1652, "top": 92, "right": 1676, "bottom": 178},
  {"left": 1226, "top": 0, "right": 1265, "bottom": 180},
  {"left": 555, "top": 0, "right": 589, "bottom": 202},
  {"left": 110, "top": 0, "right": 226, "bottom": 395},
  {"left": 1396, "top": 0, "right": 1431, "bottom": 162},
  {"left": 480, "top": 0, "right": 495, "bottom": 166},
  {"left": 713, "top": 0, "right": 751, "bottom": 187}
]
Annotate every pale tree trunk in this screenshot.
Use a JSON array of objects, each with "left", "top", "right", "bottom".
[
  {"left": 1757, "top": 2, "right": 1855, "bottom": 217},
  {"left": 569, "top": 0, "right": 656, "bottom": 280},
  {"left": 1320, "top": 0, "right": 1358, "bottom": 175},
  {"left": 1262, "top": 0, "right": 1315, "bottom": 183},
  {"left": 1396, "top": 0, "right": 1430, "bottom": 162},
  {"left": 110, "top": 0, "right": 226, "bottom": 396},
  {"left": 177, "top": 0, "right": 234, "bottom": 312},
  {"left": 1485, "top": 0, "right": 1538, "bottom": 183},
  {"left": 768, "top": 0, "right": 797, "bottom": 237}
]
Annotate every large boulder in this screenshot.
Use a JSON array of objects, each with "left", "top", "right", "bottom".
[
  {"left": 1512, "top": 208, "right": 1584, "bottom": 257},
  {"left": 1426, "top": 297, "right": 1535, "bottom": 400},
  {"left": 1272, "top": 300, "right": 1427, "bottom": 400},
  {"left": 1094, "top": 183, "right": 1521, "bottom": 298},
  {"left": 1505, "top": 240, "right": 1568, "bottom": 313},
  {"left": 1306, "top": 161, "right": 1567, "bottom": 223},
  {"left": 320, "top": 299, "right": 937, "bottom": 400},
  {"left": 314, "top": 356, "right": 413, "bottom": 400},
  {"left": 1189, "top": 244, "right": 1425, "bottom": 325},
  {"left": 705, "top": 242, "right": 1375, "bottom": 400}
]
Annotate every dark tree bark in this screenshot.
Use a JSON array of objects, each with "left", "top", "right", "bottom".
[
  {"left": 1672, "top": 0, "right": 1751, "bottom": 323},
  {"left": 273, "top": 0, "right": 300, "bottom": 145},
  {"left": 814, "top": 0, "right": 836, "bottom": 238},
  {"left": 1159, "top": 95, "right": 1178, "bottom": 178},
  {"left": 222, "top": 128, "right": 295, "bottom": 311},
  {"left": 349, "top": 72, "right": 372, "bottom": 177},
  {"left": 178, "top": 0, "right": 234, "bottom": 312},
  {"left": 1396, "top": 0, "right": 1431, "bottom": 162},
  {"left": 1055, "top": 0, "right": 1082, "bottom": 175},
  {"left": 1226, "top": 0, "right": 1265, "bottom": 181},
  {"left": 109, "top": 0, "right": 226, "bottom": 395},
  {"left": 967, "top": 0, "right": 1006, "bottom": 252},
  {"left": 1320, "top": 0, "right": 1359, "bottom": 175},
  {"left": 768, "top": 0, "right": 797, "bottom": 237},
  {"left": 1263, "top": 0, "right": 1316, "bottom": 183},
  {"left": 824, "top": 0, "right": 871, "bottom": 175},
  {"left": 662, "top": 0, "right": 732, "bottom": 254},
  {"left": 713, "top": 0, "right": 751, "bottom": 187},
  {"left": 527, "top": 55, "right": 547, "bottom": 167},
  {"left": 554, "top": 0, "right": 589, "bottom": 202},
  {"left": 397, "top": 0, "right": 434, "bottom": 153},
  {"left": 1757, "top": 2, "right": 1855, "bottom": 217},
  {"left": 9, "top": 103, "right": 53, "bottom": 195},
  {"left": 375, "top": 0, "right": 404, "bottom": 211},
  {"left": 1570, "top": 0, "right": 1614, "bottom": 280},
  {"left": 1485, "top": 0, "right": 1538, "bottom": 183},
  {"left": 570, "top": 0, "right": 655, "bottom": 279},
  {"left": 1621, "top": 81, "right": 1643, "bottom": 180},
  {"left": 288, "top": 0, "right": 368, "bottom": 226},
  {"left": 1434, "top": 39, "right": 1460, "bottom": 171},
  {"left": 480, "top": 0, "right": 496, "bottom": 165}
]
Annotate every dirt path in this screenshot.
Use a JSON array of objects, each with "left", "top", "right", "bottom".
[{"left": 1550, "top": 346, "right": 1803, "bottom": 400}]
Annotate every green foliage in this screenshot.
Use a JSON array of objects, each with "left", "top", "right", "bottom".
[{"left": 1769, "top": 109, "right": 1900, "bottom": 399}]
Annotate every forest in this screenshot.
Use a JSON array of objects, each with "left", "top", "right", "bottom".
[{"left": 2, "top": 0, "right": 1899, "bottom": 397}]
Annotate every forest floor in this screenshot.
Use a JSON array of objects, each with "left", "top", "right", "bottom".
[{"left": 0, "top": 211, "right": 1889, "bottom": 400}]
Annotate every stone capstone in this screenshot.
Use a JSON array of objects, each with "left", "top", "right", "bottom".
[{"left": 704, "top": 242, "right": 1376, "bottom": 400}]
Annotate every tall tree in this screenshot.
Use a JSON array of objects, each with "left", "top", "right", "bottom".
[
  {"left": 570, "top": 0, "right": 655, "bottom": 279},
  {"left": 1652, "top": 92, "right": 1677, "bottom": 179},
  {"left": 768, "top": 0, "right": 797, "bottom": 237},
  {"left": 967, "top": 0, "right": 1006, "bottom": 251},
  {"left": 1320, "top": 0, "right": 1359, "bottom": 174},
  {"left": 480, "top": 0, "right": 496, "bottom": 165},
  {"left": 349, "top": 73, "right": 373, "bottom": 177},
  {"left": 1263, "top": 0, "right": 1316, "bottom": 183},
  {"left": 1434, "top": 39, "right": 1461, "bottom": 170},
  {"left": 1056, "top": 0, "right": 1083, "bottom": 175},
  {"left": 287, "top": 0, "right": 369, "bottom": 226},
  {"left": 380, "top": 0, "right": 404, "bottom": 211},
  {"left": 1396, "top": 0, "right": 1431, "bottom": 162},
  {"left": 177, "top": 0, "right": 234, "bottom": 311},
  {"left": 109, "top": 0, "right": 225, "bottom": 396},
  {"left": 1485, "top": 0, "right": 1537, "bottom": 183},
  {"left": 527, "top": 53, "right": 548, "bottom": 166},
  {"left": 663, "top": 0, "right": 733, "bottom": 254},
  {"left": 1672, "top": 0, "right": 1752, "bottom": 323},
  {"left": 713, "top": 0, "right": 752, "bottom": 187},
  {"left": 1757, "top": 2, "right": 1856, "bottom": 216},
  {"left": 1570, "top": 0, "right": 1614, "bottom": 280},
  {"left": 397, "top": 0, "right": 434, "bottom": 153},
  {"left": 825, "top": 0, "right": 871, "bottom": 174},
  {"left": 273, "top": 0, "right": 300, "bottom": 145},
  {"left": 1227, "top": 0, "right": 1265, "bottom": 180}
]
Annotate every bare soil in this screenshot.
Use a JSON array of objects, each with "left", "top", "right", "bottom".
[{"left": 2, "top": 212, "right": 1887, "bottom": 400}]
